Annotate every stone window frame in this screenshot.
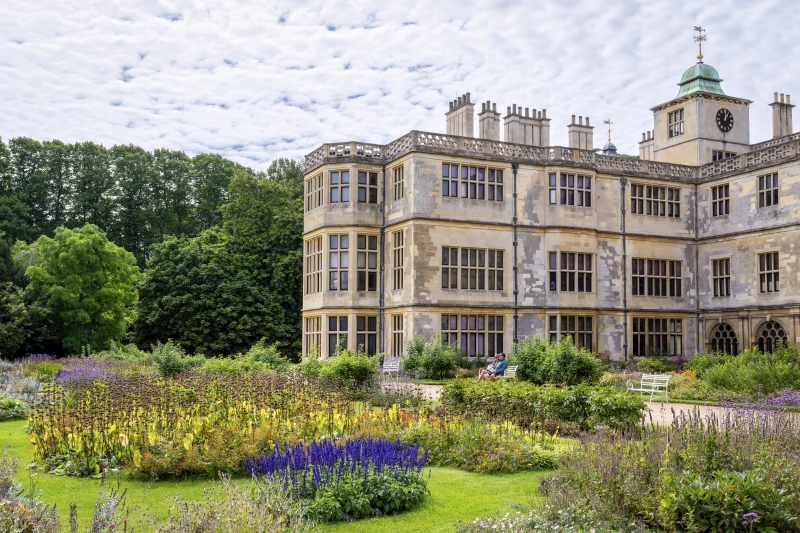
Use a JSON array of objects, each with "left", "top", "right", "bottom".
[
  {"left": 441, "top": 163, "right": 504, "bottom": 201},
  {"left": 391, "top": 314, "right": 404, "bottom": 357},
  {"left": 356, "top": 316, "right": 378, "bottom": 356},
  {"left": 711, "top": 257, "right": 731, "bottom": 297},
  {"left": 632, "top": 317, "right": 684, "bottom": 357},
  {"left": 304, "top": 235, "right": 323, "bottom": 295},
  {"left": 392, "top": 165, "right": 404, "bottom": 201},
  {"left": 758, "top": 251, "right": 780, "bottom": 294},
  {"left": 327, "top": 315, "right": 348, "bottom": 356},
  {"left": 441, "top": 246, "right": 504, "bottom": 291},
  {"left": 305, "top": 173, "right": 324, "bottom": 212},
  {"left": 548, "top": 172, "right": 592, "bottom": 207},
  {"left": 304, "top": 316, "right": 322, "bottom": 357},
  {"left": 630, "top": 183, "right": 681, "bottom": 218},
  {"left": 357, "top": 170, "right": 379, "bottom": 204},
  {"left": 441, "top": 314, "right": 504, "bottom": 357},
  {"left": 710, "top": 183, "right": 730, "bottom": 216},
  {"left": 668, "top": 108, "right": 684, "bottom": 138},
  {"left": 356, "top": 234, "right": 379, "bottom": 292},
  {"left": 712, "top": 150, "right": 735, "bottom": 162},
  {"left": 757, "top": 172, "right": 779, "bottom": 208},
  {"left": 548, "top": 251, "right": 593, "bottom": 293},
  {"left": 631, "top": 259, "right": 682, "bottom": 298},
  {"left": 328, "top": 234, "right": 349, "bottom": 291},
  {"left": 329, "top": 170, "right": 350, "bottom": 203},
  {"left": 392, "top": 230, "right": 404, "bottom": 291},
  {"left": 547, "top": 315, "right": 594, "bottom": 351}
]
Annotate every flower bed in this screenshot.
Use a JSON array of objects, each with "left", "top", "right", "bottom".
[{"left": 247, "top": 437, "right": 428, "bottom": 522}]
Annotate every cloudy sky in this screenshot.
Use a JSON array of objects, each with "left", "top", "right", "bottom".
[{"left": 2, "top": 0, "right": 798, "bottom": 170}]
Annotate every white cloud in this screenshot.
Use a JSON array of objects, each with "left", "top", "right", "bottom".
[{"left": 1, "top": 0, "right": 798, "bottom": 169}]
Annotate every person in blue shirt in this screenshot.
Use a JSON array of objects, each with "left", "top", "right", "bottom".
[{"left": 478, "top": 353, "right": 507, "bottom": 382}]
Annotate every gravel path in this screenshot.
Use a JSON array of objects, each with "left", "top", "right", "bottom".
[{"left": 643, "top": 401, "right": 733, "bottom": 426}]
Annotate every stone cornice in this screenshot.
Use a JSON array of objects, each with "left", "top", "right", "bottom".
[{"left": 649, "top": 92, "right": 753, "bottom": 113}]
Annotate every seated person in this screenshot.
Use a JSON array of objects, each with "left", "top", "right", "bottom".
[
  {"left": 477, "top": 355, "right": 498, "bottom": 382},
  {"left": 477, "top": 353, "right": 507, "bottom": 382}
]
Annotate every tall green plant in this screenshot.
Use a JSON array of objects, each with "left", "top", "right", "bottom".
[
  {"left": 401, "top": 335, "right": 461, "bottom": 380},
  {"left": 514, "top": 335, "right": 603, "bottom": 385}
]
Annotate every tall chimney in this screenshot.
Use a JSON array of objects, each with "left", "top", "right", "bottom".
[
  {"left": 445, "top": 92, "right": 476, "bottom": 137},
  {"left": 769, "top": 91, "right": 795, "bottom": 138},
  {"left": 567, "top": 114, "right": 594, "bottom": 150},
  {"left": 478, "top": 99, "right": 501, "bottom": 141}
]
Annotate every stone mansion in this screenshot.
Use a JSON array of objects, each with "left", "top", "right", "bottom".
[{"left": 301, "top": 56, "right": 800, "bottom": 361}]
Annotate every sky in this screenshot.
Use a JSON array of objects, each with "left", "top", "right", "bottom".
[{"left": 2, "top": 0, "right": 799, "bottom": 170}]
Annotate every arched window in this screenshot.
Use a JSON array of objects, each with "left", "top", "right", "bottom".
[
  {"left": 710, "top": 323, "right": 738, "bottom": 355},
  {"left": 757, "top": 321, "right": 787, "bottom": 354}
]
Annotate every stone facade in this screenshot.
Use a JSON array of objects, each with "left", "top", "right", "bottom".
[{"left": 302, "top": 61, "right": 800, "bottom": 361}]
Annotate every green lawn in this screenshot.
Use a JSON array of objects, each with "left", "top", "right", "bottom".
[{"left": 1, "top": 419, "right": 547, "bottom": 532}]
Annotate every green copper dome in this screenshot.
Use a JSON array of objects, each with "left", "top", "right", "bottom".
[{"left": 676, "top": 62, "right": 726, "bottom": 98}]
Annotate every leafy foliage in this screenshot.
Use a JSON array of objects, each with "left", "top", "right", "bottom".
[
  {"left": 442, "top": 379, "right": 646, "bottom": 431},
  {"left": 701, "top": 344, "right": 800, "bottom": 395},
  {"left": 514, "top": 335, "right": 603, "bottom": 386},
  {"left": 134, "top": 170, "right": 302, "bottom": 357},
  {"left": 401, "top": 335, "right": 462, "bottom": 379},
  {"left": 24, "top": 224, "right": 140, "bottom": 353}
]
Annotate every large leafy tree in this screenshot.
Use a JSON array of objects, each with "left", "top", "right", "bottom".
[
  {"left": 192, "top": 154, "right": 237, "bottom": 231},
  {"left": 8, "top": 137, "right": 49, "bottom": 236},
  {"left": 26, "top": 224, "right": 140, "bottom": 353},
  {"left": 109, "top": 145, "right": 157, "bottom": 266},
  {"left": 266, "top": 158, "right": 304, "bottom": 200},
  {"left": 135, "top": 169, "right": 303, "bottom": 357},
  {"left": 69, "top": 142, "right": 113, "bottom": 228}
]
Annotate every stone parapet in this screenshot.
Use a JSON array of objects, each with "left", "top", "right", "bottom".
[{"left": 304, "top": 131, "right": 800, "bottom": 185}]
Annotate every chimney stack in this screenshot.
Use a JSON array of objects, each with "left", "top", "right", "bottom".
[
  {"left": 639, "top": 129, "right": 655, "bottom": 161},
  {"left": 445, "top": 92, "right": 475, "bottom": 137},
  {"left": 769, "top": 91, "right": 795, "bottom": 138},
  {"left": 503, "top": 103, "right": 551, "bottom": 146},
  {"left": 567, "top": 114, "right": 594, "bottom": 150},
  {"left": 478, "top": 100, "right": 501, "bottom": 141}
]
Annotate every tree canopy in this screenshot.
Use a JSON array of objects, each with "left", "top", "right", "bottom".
[{"left": 25, "top": 224, "right": 140, "bottom": 353}]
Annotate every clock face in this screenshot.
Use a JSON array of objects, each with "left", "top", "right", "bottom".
[{"left": 716, "top": 108, "right": 734, "bottom": 132}]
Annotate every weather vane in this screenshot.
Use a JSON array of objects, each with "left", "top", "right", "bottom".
[
  {"left": 694, "top": 26, "right": 706, "bottom": 63},
  {"left": 603, "top": 119, "right": 613, "bottom": 143}
]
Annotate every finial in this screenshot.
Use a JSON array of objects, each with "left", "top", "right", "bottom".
[
  {"left": 693, "top": 26, "right": 706, "bottom": 63},
  {"left": 603, "top": 119, "right": 613, "bottom": 143}
]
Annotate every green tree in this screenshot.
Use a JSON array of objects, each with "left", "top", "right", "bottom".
[
  {"left": 0, "top": 282, "right": 31, "bottom": 358},
  {"left": 135, "top": 170, "right": 303, "bottom": 357},
  {"left": 192, "top": 154, "right": 237, "bottom": 231},
  {"left": 109, "top": 145, "right": 157, "bottom": 265},
  {"left": 266, "top": 158, "right": 304, "bottom": 200},
  {"left": 69, "top": 141, "right": 113, "bottom": 228},
  {"left": 25, "top": 224, "right": 140, "bottom": 353},
  {"left": 153, "top": 149, "right": 195, "bottom": 238},
  {"left": 8, "top": 137, "right": 49, "bottom": 236},
  {"left": 41, "top": 140, "right": 72, "bottom": 232},
  {"left": 133, "top": 228, "right": 287, "bottom": 355}
]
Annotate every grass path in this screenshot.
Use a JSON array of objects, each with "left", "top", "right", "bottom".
[{"left": 1, "top": 419, "right": 546, "bottom": 532}]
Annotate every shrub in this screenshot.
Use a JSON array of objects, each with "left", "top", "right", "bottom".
[
  {"left": 0, "top": 397, "right": 26, "bottom": 421},
  {"left": 318, "top": 349, "right": 378, "bottom": 388},
  {"left": 514, "top": 335, "right": 603, "bottom": 386},
  {"left": 684, "top": 350, "right": 734, "bottom": 376},
  {"left": 401, "top": 335, "right": 462, "bottom": 380},
  {"left": 246, "top": 340, "right": 290, "bottom": 371},
  {"left": 702, "top": 344, "right": 800, "bottom": 395},
  {"left": 92, "top": 342, "right": 148, "bottom": 362},
  {"left": 668, "top": 373, "right": 721, "bottom": 402},
  {"left": 149, "top": 341, "right": 204, "bottom": 376},
  {"left": 441, "top": 380, "right": 646, "bottom": 431},
  {"left": 636, "top": 358, "right": 670, "bottom": 373}
]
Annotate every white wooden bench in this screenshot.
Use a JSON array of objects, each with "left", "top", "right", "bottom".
[
  {"left": 627, "top": 373, "right": 671, "bottom": 401},
  {"left": 381, "top": 359, "right": 401, "bottom": 375},
  {"left": 498, "top": 365, "right": 518, "bottom": 379}
]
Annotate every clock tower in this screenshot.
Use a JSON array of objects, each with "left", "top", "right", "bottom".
[{"left": 649, "top": 32, "right": 752, "bottom": 166}]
